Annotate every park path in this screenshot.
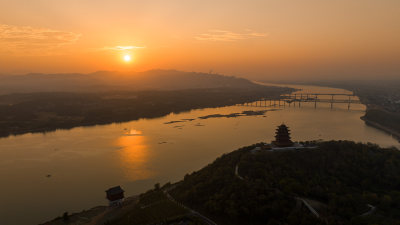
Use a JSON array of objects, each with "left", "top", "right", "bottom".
[
  {"left": 361, "top": 204, "right": 376, "bottom": 217},
  {"left": 235, "top": 163, "right": 320, "bottom": 218},
  {"left": 163, "top": 188, "right": 218, "bottom": 225},
  {"left": 84, "top": 196, "right": 138, "bottom": 225}
]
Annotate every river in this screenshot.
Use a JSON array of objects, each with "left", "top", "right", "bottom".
[{"left": 0, "top": 83, "right": 398, "bottom": 225}]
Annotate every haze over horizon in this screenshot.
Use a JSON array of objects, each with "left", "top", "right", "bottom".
[
  {"left": 1, "top": 0, "right": 399, "bottom": 81},
  {"left": 3, "top": 2, "right": 400, "bottom": 225}
]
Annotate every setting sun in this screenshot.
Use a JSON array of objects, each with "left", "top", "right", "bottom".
[
  {"left": 2, "top": 1, "right": 400, "bottom": 224},
  {"left": 123, "top": 54, "right": 131, "bottom": 62}
]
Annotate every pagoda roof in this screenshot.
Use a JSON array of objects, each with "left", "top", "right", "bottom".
[
  {"left": 106, "top": 186, "right": 124, "bottom": 195},
  {"left": 276, "top": 129, "right": 291, "bottom": 132},
  {"left": 273, "top": 124, "right": 293, "bottom": 146},
  {"left": 276, "top": 126, "right": 290, "bottom": 129}
]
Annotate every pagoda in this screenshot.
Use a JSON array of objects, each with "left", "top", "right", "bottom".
[
  {"left": 272, "top": 124, "right": 294, "bottom": 147},
  {"left": 106, "top": 186, "right": 125, "bottom": 206}
]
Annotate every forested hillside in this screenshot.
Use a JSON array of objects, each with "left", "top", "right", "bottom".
[{"left": 171, "top": 141, "right": 400, "bottom": 225}]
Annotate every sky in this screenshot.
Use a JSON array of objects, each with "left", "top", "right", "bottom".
[{"left": 0, "top": 0, "right": 399, "bottom": 80}]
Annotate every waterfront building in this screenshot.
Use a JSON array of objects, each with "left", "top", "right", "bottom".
[
  {"left": 273, "top": 124, "right": 294, "bottom": 147},
  {"left": 106, "top": 186, "right": 124, "bottom": 206}
]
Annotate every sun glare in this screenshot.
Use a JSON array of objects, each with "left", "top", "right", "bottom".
[{"left": 123, "top": 54, "right": 131, "bottom": 62}]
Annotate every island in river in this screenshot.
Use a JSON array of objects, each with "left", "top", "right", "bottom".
[{"left": 163, "top": 109, "right": 275, "bottom": 124}]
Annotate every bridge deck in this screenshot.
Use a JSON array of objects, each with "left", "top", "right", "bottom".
[
  {"left": 281, "top": 99, "right": 361, "bottom": 104},
  {"left": 245, "top": 92, "right": 362, "bottom": 109},
  {"left": 282, "top": 93, "right": 355, "bottom": 96}
]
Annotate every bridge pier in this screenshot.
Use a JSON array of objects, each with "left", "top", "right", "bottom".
[
  {"left": 278, "top": 93, "right": 360, "bottom": 110},
  {"left": 299, "top": 94, "right": 302, "bottom": 107},
  {"left": 292, "top": 94, "right": 295, "bottom": 107},
  {"left": 348, "top": 96, "right": 351, "bottom": 110}
]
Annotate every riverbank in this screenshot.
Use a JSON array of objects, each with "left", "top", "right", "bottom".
[
  {"left": 40, "top": 205, "right": 108, "bottom": 225},
  {"left": 40, "top": 196, "right": 138, "bottom": 225},
  {"left": 361, "top": 116, "right": 400, "bottom": 143},
  {"left": 41, "top": 189, "right": 212, "bottom": 225},
  {"left": 267, "top": 81, "right": 400, "bottom": 144},
  {"left": 0, "top": 86, "right": 292, "bottom": 138}
]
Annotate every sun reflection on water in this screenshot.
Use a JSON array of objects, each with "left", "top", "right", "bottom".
[{"left": 116, "top": 131, "right": 153, "bottom": 181}]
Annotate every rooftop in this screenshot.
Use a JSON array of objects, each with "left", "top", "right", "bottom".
[{"left": 105, "top": 186, "right": 124, "bottom": 195}]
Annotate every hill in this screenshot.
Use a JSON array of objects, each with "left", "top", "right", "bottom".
[
  {"left": 0, "top": 70, "right": 262, "bottom": 94},
  {"left": 169, "top": 141, "right": 400, "bottom": 225}
]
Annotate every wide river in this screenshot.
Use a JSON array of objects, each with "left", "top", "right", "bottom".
[{"left": 0, "top": 83, "right": 399, "bottom": 225}]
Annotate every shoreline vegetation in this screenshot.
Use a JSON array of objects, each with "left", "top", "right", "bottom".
[
  {"left": 361, "top": 116, "right": 400, "bottom": 141},
  {"left": 42, "top": 141, "right": 400, "bottom": 225},
  {"left": 352, "top": 101, "right": 400, "bottom": 143},
  {"left": 0, "top": 86, "right": 292, "bottom": 138}
]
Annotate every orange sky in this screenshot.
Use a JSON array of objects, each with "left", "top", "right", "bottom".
[{"left": 0, "top": 0, "right": 399, "bottom": 80}]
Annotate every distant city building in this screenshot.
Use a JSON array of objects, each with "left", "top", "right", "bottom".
[
  {"left": 272, "top": 124, "right": 294, "bottom": 147},
  {"left": 106, "top": 186, "right": 124, "bottom": 206}
]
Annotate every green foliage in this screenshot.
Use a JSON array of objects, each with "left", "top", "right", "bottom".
[
  {"left": 171, "top": 141, "right": 400, "bottom": 225},
  {"left": 364, "top": 109, "right": 400, "bottom": 134},
  {"left": 62, "top": 212, "right": 69, "bottom": 221},
  {"left": 110, "top": 189, "right": 206, "bottom": 225}
]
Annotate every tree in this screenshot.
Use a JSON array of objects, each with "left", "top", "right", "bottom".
[{"left": 62, "top": 212, "right": 69, "bottom": 221}]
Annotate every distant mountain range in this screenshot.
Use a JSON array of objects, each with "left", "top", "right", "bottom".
[{"left": 0, "top": 70, "right": 261, "bottom": 94}]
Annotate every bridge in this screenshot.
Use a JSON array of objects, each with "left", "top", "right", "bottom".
[{"left": 241, "top": 93, "right": 362, "bottom": 110}]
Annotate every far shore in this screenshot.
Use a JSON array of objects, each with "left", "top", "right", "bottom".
[
  {"left": 270, "top": 81, "right": 400, "bottom": 144},
  {"left": 361, "top": 116, "right": 400, "bottom": 143}
]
